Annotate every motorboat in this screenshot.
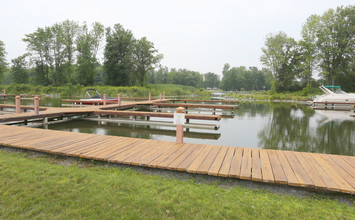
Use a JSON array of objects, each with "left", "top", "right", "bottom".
[
  {"left": 313, "top": 86, "right": 355, "bottom": 103},
  {"left": 312, "top": 85, "right": 355, "bottom": 110},
  {"left": 79, "top": 89, "right": 118, "bottom": 105}
]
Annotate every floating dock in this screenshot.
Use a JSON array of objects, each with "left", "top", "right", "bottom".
[
  {"left": 0, "top": 97, "right": 354, "bottom": 194},
  {"left": 0, "top": 124, "right": 354, "bottom": 194}
]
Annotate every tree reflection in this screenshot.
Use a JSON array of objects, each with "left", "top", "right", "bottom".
[{"left": 258, "top": 105, "right": 354, "bottom": 156}]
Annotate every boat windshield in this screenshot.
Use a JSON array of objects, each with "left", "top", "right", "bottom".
[{"left": 321, "top": 85, "right": 347, "bottom": 94}]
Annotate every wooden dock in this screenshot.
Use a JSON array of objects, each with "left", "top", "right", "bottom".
[{"left": 0, "top": 124, "right": 354, "bottom": 194}]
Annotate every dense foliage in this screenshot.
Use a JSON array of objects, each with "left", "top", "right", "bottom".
[
  {"left": 261, "top": 5, "right": 354, "bottom": 92},
  {"left": 0, "top": 5, "right": 353, "bottom": 93},
  {"left": 220, "top": 64, "right": 272, "bottom": 91}
]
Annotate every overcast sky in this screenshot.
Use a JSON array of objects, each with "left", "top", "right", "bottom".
[{"left": 1, "top": 0, "right": 353, "bottom": 76}]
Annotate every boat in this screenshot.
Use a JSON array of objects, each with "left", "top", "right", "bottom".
[
  {"left": 79, "top": 89, "right": 118, "bottom": 105},
  {"left": 312, "top": 85, "right": 355, "bottom": 110}
]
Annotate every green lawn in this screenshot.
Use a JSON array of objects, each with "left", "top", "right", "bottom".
[{"left": 0, "top": 149, "right": 354, "bottom": 219}]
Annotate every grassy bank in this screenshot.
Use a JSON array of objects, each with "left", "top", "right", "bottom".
[
  {"left": 225, "top": 87, "right": 322, "bottom": 101},
  {"left": 0, "top": 84, "right": 211, "bottom": 98},
  {"left": 0, "top": 149, "right": 353, "bottom": 219}
]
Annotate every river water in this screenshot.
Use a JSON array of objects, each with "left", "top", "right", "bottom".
[{"left": 2, "top": 97, "right": 354, "bottom": 156}]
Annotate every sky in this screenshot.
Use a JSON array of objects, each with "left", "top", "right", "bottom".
[{"left": 1, "top": 0, "right": 353, "bottom": 76}]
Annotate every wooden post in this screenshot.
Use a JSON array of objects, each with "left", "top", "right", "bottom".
[
  {"left": 163, "top": 92, "right": 165, "bottom": 100},
  {"left": 118, "top": 94, "right": 121, "bottom": 105},
  {"left": 34, "top": 96, "right": 39, "bottom": 115},
  {"left": 175, "top": 107, "right": 185, "bottom": 144},
  {"left": 3, "top": 89, "right": 5, "bottom": 95},
  {"left": 149, "top": 92, "right": 151, "bottom": 101},
  {"left": 15, "top": 96, "right": 21, "bottom": 114},
  {"left": 103, "top": 94, "right": 107, "bottom": 105},
  {"left": 160, "top": 93, "right": 162, "bottom": 101}
]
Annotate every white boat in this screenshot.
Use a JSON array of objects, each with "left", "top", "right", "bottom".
[{"left": 313, "top": 85, "right": 355, "bottom": 103}]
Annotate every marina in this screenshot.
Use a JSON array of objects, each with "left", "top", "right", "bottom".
[{"left": 0, "top": 95, "right": 354, "bottom": 194}]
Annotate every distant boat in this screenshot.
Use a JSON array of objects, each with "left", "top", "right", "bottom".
[
  {"left": 80, "top": 89, "right": 118, "bottom": 105},
  {"left": 313, "top": 86, "right": 355, "bottom": 103}
]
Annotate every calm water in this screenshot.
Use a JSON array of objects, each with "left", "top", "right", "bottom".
[{"left": 22, "top": 99, "right": 354, "bottom": 156}]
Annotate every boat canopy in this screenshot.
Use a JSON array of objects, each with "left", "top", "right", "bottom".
[{"left": 319, "top": 85, "right": 347, "bottom": 95}]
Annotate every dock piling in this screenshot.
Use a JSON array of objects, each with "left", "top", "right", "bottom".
[
  {"left": 160, "top": 93, "right": 162, "bottom": 101},
  {"left": 103, "top": 94, "right": 107, "bottom": 105},
  {"left": 149, "top": 92, "right": 151, "bottom": 101},
  {"left": 175, "top": 107, "right": 185, "bottom": 144},
  {"left": 15, "top": 96, "right": 21, "bottom": 114},
  {"left": 118, "top": 94, "right": 121, "bottom": 105},
  {"left": 34, "top": 96, "right": 39, "bottom": 115}
]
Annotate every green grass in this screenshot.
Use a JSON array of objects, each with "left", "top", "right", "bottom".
[{"left": 0, "top": 149, "right": 354, "bottom": 219}]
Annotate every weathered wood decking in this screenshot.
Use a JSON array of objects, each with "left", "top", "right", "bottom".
[{"left": 0, "top": 124, "right": 354, "bottom": 194}]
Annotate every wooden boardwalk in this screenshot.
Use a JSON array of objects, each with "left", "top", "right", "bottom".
[{"left": 0, "top": 124, "right": 354, "bottom": 194}]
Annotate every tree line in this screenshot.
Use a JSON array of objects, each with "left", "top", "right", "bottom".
[
  {"left": 0, "top": 21, "right": 162, "bottom": 87},
  {"left": 0, "top": 5, "right": 353, "bottom": 92},
  {"left": 261, "top": 5, "right": 354, "bottom": 92}
]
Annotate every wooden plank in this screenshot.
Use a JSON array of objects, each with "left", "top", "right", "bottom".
[
  {"left": 196, "top": 146, "right": 221, "bottom": 174},
  {"left": 166, "top": 144, "right": 200, "bottom": 170},
  {"left": 303, "top": 153, "right": 339, "bottom": 192},
  {"left": 218, "top": 147, "right": 235, "bottom": 177},
  {"left": 138, "top": 142, "right": 177, "bottom": 167},
  {"left": 147, "top": 144, "right": 181, "bottom": 168},
  {"left": 124, "top": 141, "right": 166, "bottom": 165},
  {"left": 340, "top": 155, "right": 355, "bottom": 168},
  {"left": 175, "top": 144, "right": 206, "bottom": 171},
  {"left": 228, "top": 147, "right": 243, "bottom": 178},
  {"left": 156, "top": 144, "right": 193, "bottom": 169},
  {"left": 330, "top": 155, "right": 355, "bottom": 178},
  {"left": 319, "top": 154, "right": 355, "bottom": 190},
  {"left": 79, "top": 137, "right": 129, "bottom": 159},
  {"left": 108, "top": 139, "right": 157, "bottom": 163},
  {"left": 239, "top": 148, "right": 252, "bottom": 180},
  {"left": 293, "top": 152, "right": 327, "bottom": 189},
  {"left": 251, "top": 148, "right": 262, "bottom": 181},
  {"left": 267, "top": 150, "right": 286, "bottom": 184},
  {"left": 259, "top": 150, "right": 274, "bottom": 183},
  {"left": 208, "top": 146, "right": 229, "bottom": 176},
  {"left": 186, "top": 145, "right": 213, "bottom": 173},
  {"left": 71, "top": 137, "right": 122, "bottom": 157},
  {"left": 284, "top": 151, "right": 313, "bottom": 188},
  {"left": 275, "top": 150, "right": 299, "bottom": 186},
  {"left": 120, "top": 140, "right": 158, "bottom": 164},
  {"left": 311, "top": 153, "right": 354, "bottom": 193},
  {"left": 88, "top": 138, "right": 140, "bottom": 160},
  {"left": 153, "top": 103, "right": 237, "bottom": 109}
]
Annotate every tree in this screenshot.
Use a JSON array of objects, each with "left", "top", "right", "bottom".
[
  {"left": 23, "top": 27, "right": 52, "bottom": 85},
  {"left": 0, "top": 40, "right": 7, "bottom": 83},
  {"left": 260, "top": 32, "right": 301, "bottom": 92},
  {"left": 203, "top": 72, "right": 220, "bottom": 88},
  {"left": 11, "top": 54, "right": 29, "bottom": 84},
  {"left": 132, "top": 37, "right": 162, "bottom": 86},
  {"left": 315, "top": 6, "right": 354, "bottom": 86},
  {"left": 300, "top": 14, "right": 320, "bottom": 87},
  {"left": 76, "top": 22, "right": 104, "bottom": 85},
  {"left": 104, "top": 24, "right": 135, "bottom": 86}
]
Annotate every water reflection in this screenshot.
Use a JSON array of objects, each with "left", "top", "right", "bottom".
[
  {"left": 258, "top": 104, "right": 354, "bottom": 156},
  {"left": 32, "top": 100, "right": 354, "bottom": 156}
]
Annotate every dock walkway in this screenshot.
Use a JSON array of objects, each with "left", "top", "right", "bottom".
[{"left": 0, "top": 124, "right": 354, "bottom": 194}]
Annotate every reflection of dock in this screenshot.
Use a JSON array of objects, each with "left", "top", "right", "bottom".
[
  {"left": 0, "top": 124, "right": 354, "bottom": 194},
  {"left": 1, "top": 97, "right": 355, "bottom": 195}
]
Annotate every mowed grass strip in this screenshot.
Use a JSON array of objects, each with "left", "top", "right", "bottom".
[{"left": 0, "top": 149, "right": 354, "bottom": 219}]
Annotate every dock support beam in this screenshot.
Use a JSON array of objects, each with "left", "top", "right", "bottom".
[
  {"left": 176, "top": 107, "right": 185, "bottom": 144},
  {"left": 103, "top": 94, "right": 107, "bottom": 105},
  {"left": 15, "top": 96, "right": 21, "bottom": 114},
  {"left": 34, "top": 96, "right": 39, "bottom": 115}
]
